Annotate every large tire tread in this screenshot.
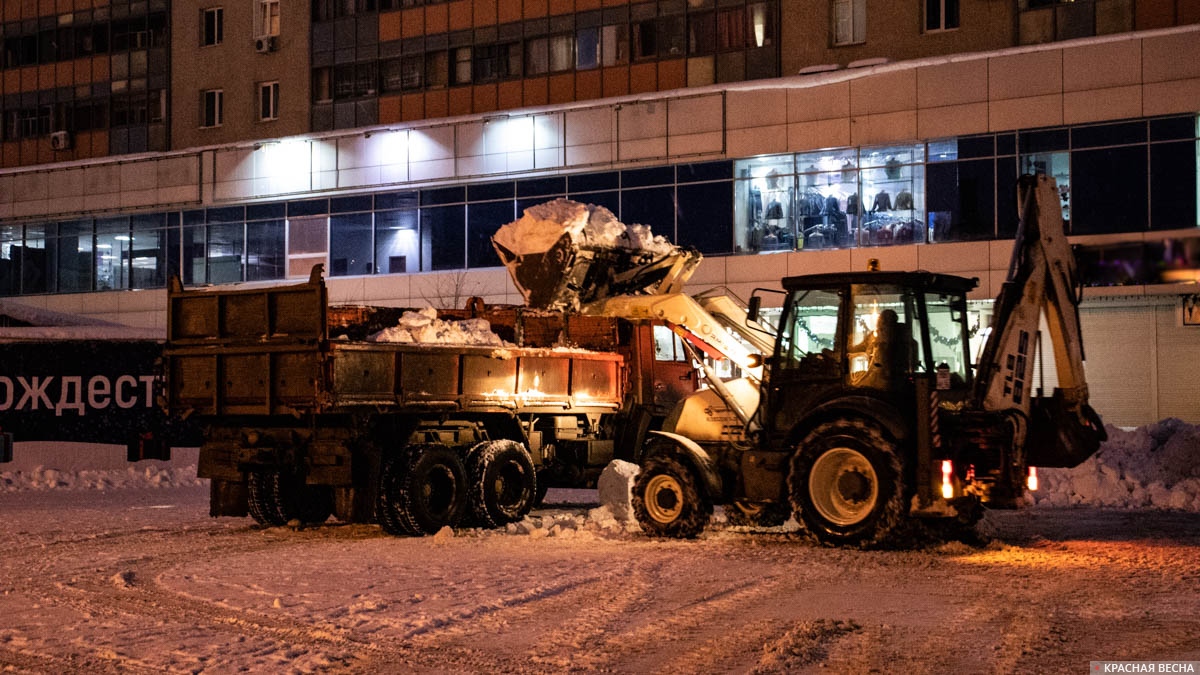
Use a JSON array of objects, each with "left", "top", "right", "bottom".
[
  {"left": 377, "top": 444, "right": 469, "bottom": 536},
  {"left": 466, "top": 440, "right": 537, "bottom": 529},
  {"left": 631, "top": 454, "right": 712, "bottom": 539},
  {"left": 788, "top": 419, "right": 907, "bottom": 549},
  {"left": 247, "top": 470, "right": 285, "bottom": 526},
  {"left": 247, "top": 469, "right": 333, "bottom": 527}
]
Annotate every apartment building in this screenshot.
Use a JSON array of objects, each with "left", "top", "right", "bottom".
[{"left": 170, "top": 0, "right": 311, "bottom": 149}]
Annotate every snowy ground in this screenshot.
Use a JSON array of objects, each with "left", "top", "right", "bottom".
[
  {"left": 1, "top": 485, "right": 1199, "bottom": 674},
  {"left": 1, "top": 421, "right": 1198, "bottom": 673}
]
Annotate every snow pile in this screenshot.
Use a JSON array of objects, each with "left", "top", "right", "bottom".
[
  {"left": 0, "top": 464, "right": 204, "bottom": 492},
  {"left": 1033, "top": 419, "right": 1200, "bottom": 511},
  {"left": 597, "top": 460, "right": 639, "bottom": 521},
  {"left": 492, "top": 198, "right": 676, "bottom": 258},
  {"left": 368, "top": 306, "right": 510, "bottom": 346},
  {"left": 496, "top": 506, "right": 643, "bottom": 540}
]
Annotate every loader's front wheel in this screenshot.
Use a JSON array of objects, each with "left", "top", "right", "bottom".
[
  {"left": 789, "top": 420, "right": 906, "bottom": 548},
  {"left": 632, "top": 454, "right": 712, "bottom": 539}
]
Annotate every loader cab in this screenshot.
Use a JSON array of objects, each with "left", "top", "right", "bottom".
[{"left": 758, "top": 271, "right": 977, "bottom": 437}]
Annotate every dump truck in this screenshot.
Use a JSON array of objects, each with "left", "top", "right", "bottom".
[
  {"left": 163, "top": 257, "right": 702, "bottom": 534},
  {"left": 495, "top": 176, "right": 1106, "bottom": 546}
]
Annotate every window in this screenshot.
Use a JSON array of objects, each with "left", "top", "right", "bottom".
[
  {"left": 202, "top": 7, "right": 224, "bottom": 46},
  {"left": 717, "top": 7, "right": 746, "bottom": 51},
  {"left": 925, "top": 0, "right": 959, "bottom": 32},
  {"left": 549, "top": 34, "right": 574, "bottom": 72},
  {"left": 375, "top": 209, "right": 418, "bottom": 274},
  {"left": 258, "top": 0, "right": 281, "bottom": 37},
  {"left": 652, "top": 325, "right": 688, "bottom": 361},
  {"left": 426, "top": 50, "right": 448, "bottom": 88},
  {"left": 313, "top": 68, "right": 332, "bottom": 102},
  {"left": 832, "top": 0, "right": 865, "bottom": 45},
  {"left": 329, "top": 213, "right": 373, "bottom": 276},
  {"left": 473, "top": 44, "right": 519, "bottom": 81},
  {"left": 778, "top": 288, "right": 841, "bottom": 376},
  {"left": 633, "top": 20, "right": 657, "bottom": 59},
  {"left": 287, "top": 216, "right": 328, "bottom": 279},
  {"left": 259, "top": 81, "right": 280, "bottom": 121},
  {"left": 245, "top": 220, "right": 285, "bottom": 281},
  {"left": 202, "top": 89, "right": 223, "bottom": 127},
  {"left": 452, "top": 47, "right": 472, "bottom": 85},
  {"left": 576, "top": 27, "right": 599, "bottom": 70},
  {"left": 601, "top": 23, "right": 629, "bottom": 65},
  {"left": 525, "top": 38, "right": 549, "bottom": 75}
]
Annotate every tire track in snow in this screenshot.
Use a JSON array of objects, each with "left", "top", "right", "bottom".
[
  {"left": 584, "top": 569, "right": 791, "bottom": 671},
  {"left": 1, "top": 526, "right": 414, "bottom": 672},
  {"left": 521, "top": 554, "right": 666, "bottom": 670}
]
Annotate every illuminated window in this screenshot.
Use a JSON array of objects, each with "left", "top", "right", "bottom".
[
  {"left": 601, "top": 23, "right": 629, "bottom": 65},
  {"left": 257, "top": 0, "right": 280, "bottom": 37},
  {"left": 201, "top": 89, "right": 223, "bottom": 127},
  {"left": 202, "top": 7, "right": 223, "bottom": 46},
  {"left": 832, "top": 0, "right": 865, "bottom": 45},
  {"left": 453, "top": 47, "right": 472, "bottom": 85}
]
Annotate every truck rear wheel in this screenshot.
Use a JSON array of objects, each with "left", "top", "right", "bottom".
[
  {"left": 246, "top": 469, "right": 333, "bottom": 527},
  {"left": 466, "top": 440, "right": 537, "bottom": 528},
  {"left": 632, "top": 454, "right": 712, "bottom": 539},
  {"left": 788, "top": 420, "right": 906, "bottom": 548},
  {"left": 377, "top": 444, "right": 469, "bottom": 536}
]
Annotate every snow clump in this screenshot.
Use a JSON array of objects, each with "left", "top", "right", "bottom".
[
  {"left": 1, "top": 464, "right": 203, "bottom": 492},
  {"left": 1032, "top": 419, "right": 1200, "bottom": 511},
  {"left": 597, "top": 460, "right": 640, "bottom": 522},
  {"left": 368, "top": 306, "right": 509, "bottom": 346},
  {"left": 492, "top": 198, "right": 677, "bottom": 258}
]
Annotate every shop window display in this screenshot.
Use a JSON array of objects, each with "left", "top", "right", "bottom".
[
  {"left": 859, "top": 144, "right": 924, "bottom": 246},
  {"left": 734, "top": 155, "right": 797, "bottom": 252},
  {"left": 795, "top": 150, "right": 858, "bottom": 249}
]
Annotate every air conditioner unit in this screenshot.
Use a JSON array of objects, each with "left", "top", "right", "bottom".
[
  {"left": 49, "top": 130, "right": 72, "bottom": 151},
  {"left": 254, "top": 35, "right": 276, "bottom": 53}
]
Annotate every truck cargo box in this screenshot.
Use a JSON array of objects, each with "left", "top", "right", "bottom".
[{"left": 164, "top": 268, "right": 624, "bottom": 419}]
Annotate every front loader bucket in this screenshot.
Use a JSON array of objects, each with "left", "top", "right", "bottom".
[
  {"left": 493, "top": 232, "right": 581, "bottom": 309},
  {"left": 492, "top": 199, "right": 701, "bottom": 311}
]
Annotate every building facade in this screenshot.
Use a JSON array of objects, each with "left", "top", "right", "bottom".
[
  {"left": 170, "top": 0, "right": 311, "bottom": 149},
  {"left": 0, "top": 8, "right": 1198, "bottom": 426},
  {"left": 1, "top": 0, "right": 169, "bottom": 166}
]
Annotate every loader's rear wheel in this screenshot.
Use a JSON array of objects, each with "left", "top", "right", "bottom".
[
  {"left": 725, "top": 501, "right": 791, "bottom": 528},
  {"left": 466, "top": 440, "right": 537, "bottom": 528},
  {"left": 632, "top": 454, "right": 712, "bottom": 539},
  {"left": 377, "top": 444, "right": 468, "bottom": 536},
  {"left": 789, "top": 420, "right": 906, "bottom": 548},
  {"left": 246, "top": 469, "right": 333, "bottom": 527}
]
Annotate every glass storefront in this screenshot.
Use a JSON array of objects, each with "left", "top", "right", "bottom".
[{"left": 0, "top": 115, "right": 1197, "bottom": 297}]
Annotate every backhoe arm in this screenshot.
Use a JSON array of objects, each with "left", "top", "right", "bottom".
[{"left": 973, "top": 174, "right": 1105, "bottom": 466}]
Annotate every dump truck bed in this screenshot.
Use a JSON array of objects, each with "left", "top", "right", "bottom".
[{"left": 164, "top": 269, "right": 624, "bottom": 418}]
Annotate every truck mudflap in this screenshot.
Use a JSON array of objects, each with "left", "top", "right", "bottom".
[
  {"left": 645, "top": 430, "right": 722, "bottom": 499},
  {"left": 1025, "top": 392, "right": 1107, "bottom": 468}
]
